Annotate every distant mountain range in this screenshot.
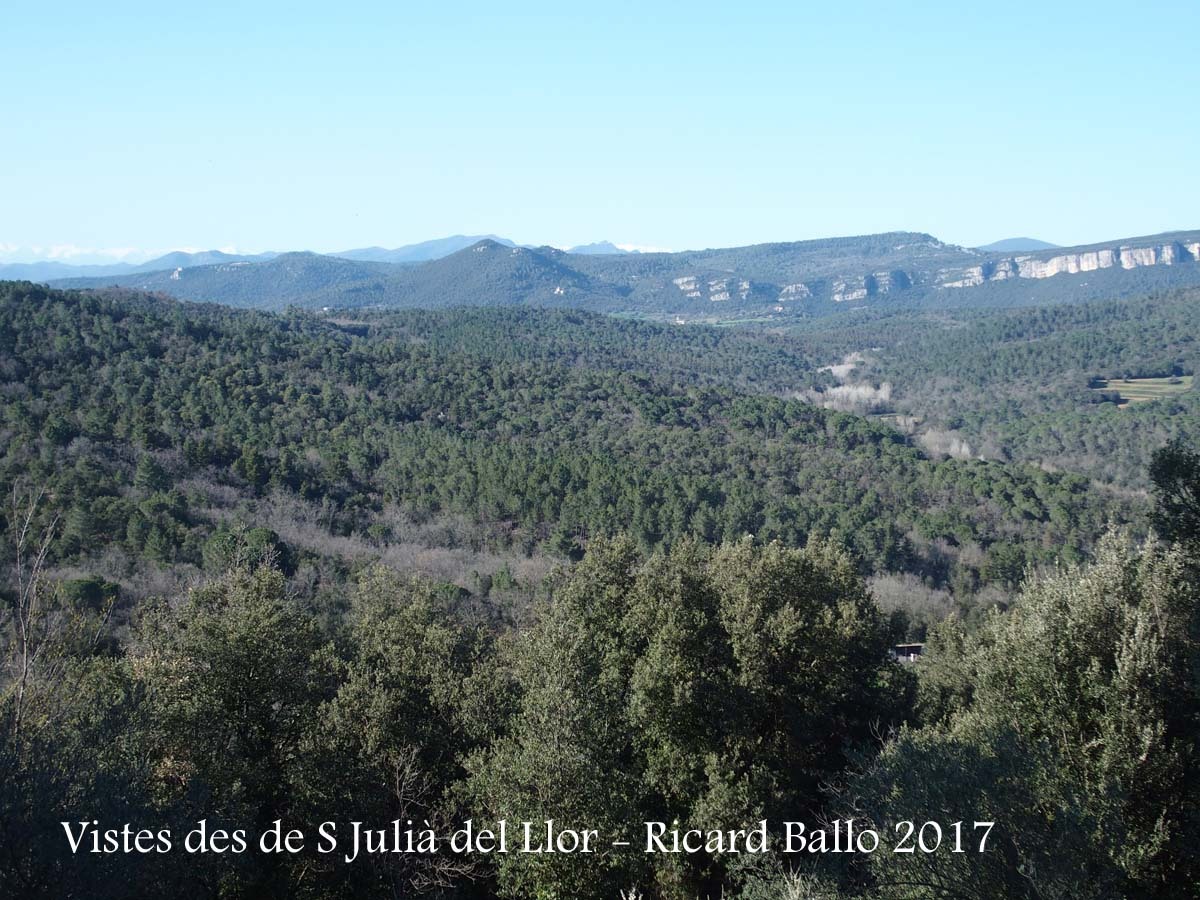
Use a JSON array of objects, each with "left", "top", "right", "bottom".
[
  {"left": 566, "top": 241, "right": 632, "bottom": 255},
  {"left": 0, "top": 250, "right": 278, "bottom": 283},
  {"left": 32, "top": 229, "right": 1200, "bottom": 318},
  {"left": 333, "top": 234, "right": 516, "bottom": 264},
  {"left": 0, "top": 235, "right": 642, "bottom": 282},
  {"left": 333, "top": 236, "right": 634, "bottom": 262},
  {"left": 976, "top": 237, "right": 1060, "bottom": 252}
]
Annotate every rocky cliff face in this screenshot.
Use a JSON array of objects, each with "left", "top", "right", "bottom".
[
  {"left": 671, "top": 275, "right": 756, "bottom": 302},
  {"left": 829, "top": 270, "right": 912, "bottom": 302},
  {"left": 937, "top": 240, "right": 1200, "bottom": 290},
  {"left": 661, "top": 232, "right": 1200, "bottom": 313}
]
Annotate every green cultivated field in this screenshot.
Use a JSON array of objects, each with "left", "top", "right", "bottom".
[{"left": 1091, "top": 375, "right": 1195, "bottom": 406}]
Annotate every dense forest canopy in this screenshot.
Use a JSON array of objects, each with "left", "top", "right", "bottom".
[
  {"left": 2, "top": 276, "right": 1198, "bottom": 899},
  {"left": 777, "top": 288, "right": 1200, "bottom": 487},
  {"left": 0, "top": 282, "right": 1126, "bottom": 613}
]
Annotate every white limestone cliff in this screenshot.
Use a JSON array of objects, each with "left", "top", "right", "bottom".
[{"left": 937, "top": 240, "right": 1198, "bottom": 289}]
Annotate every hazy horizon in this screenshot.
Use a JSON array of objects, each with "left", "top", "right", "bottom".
[
  {"left": 6, "top": 226, "right": 1198, "bottom": 268},
  {"left": 5, "top": 0, "right": 1198, "bottom": 264}
]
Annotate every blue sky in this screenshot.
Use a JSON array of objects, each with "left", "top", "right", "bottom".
[{"left": 3, "top": 0, "right": 1197, "bottom": 262}]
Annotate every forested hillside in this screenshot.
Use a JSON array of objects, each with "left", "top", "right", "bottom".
[
  {"left": 0, "top": 282, "right": 1123, "bottom": 615},
  {"left": 786, "top": 288, "right": 1200, "bottom": 486},
  {"left": 354, "top": 292, "right": 1200, "bottom": 491},
  {"left": 4, "top": 278, "right": 1200, "bottom": 899}
]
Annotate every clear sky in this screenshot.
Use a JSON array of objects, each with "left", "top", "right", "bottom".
[{"left": 3, "top": 0, "right": 1197, "bottom": 262}]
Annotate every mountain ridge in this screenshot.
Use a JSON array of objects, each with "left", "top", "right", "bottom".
[
  {"left": 0, "top": 249, "right": 277, "bottom": 282},
  {"left": 40, "top": 228, "right": 1200, "bottom": 317},
  {"left": 976, "top": 237, "right": 1060, "bottom": 252},
  {"left": 333, "top": 234, "right": 516, "bottom": 263},
  {"left": 567, "top": 241, "right": 632, "bottom": 255}
]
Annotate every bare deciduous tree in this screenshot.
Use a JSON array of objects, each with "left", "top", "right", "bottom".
[
  {"left": 2, "top": 485, "right": 59, "bottom": 739},
  {"left": 2, "top": 484, "right": 115, "bottom": 742}
]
